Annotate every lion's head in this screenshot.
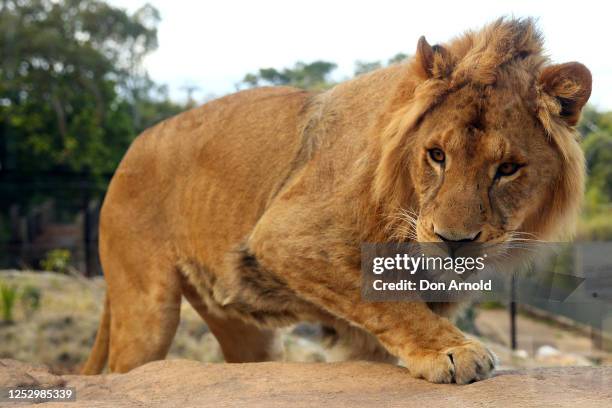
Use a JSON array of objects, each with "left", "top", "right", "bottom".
[{"left": 371, "top": 18, "right": 591, "bottom": 254}]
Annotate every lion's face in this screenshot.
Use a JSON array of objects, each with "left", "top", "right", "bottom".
[
  {"left": 372, "top": 24, "right": 591, "bottom": 256},
  {"left": 410, "top": 85, "right": 561, "bottom": 247}
]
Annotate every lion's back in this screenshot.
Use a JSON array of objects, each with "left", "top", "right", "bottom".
[{"left": 101, "top": 86, "right": 313, "bottom": 261}]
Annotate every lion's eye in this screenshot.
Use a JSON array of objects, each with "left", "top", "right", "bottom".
[
  {"left": 496, "top": 162, "right": 521, "bottom": 177},
  {"left": 428, "top": 148, "right": 445, "bottom": 164}
]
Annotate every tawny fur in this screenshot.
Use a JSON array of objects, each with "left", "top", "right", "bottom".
[{"left": 82, "top": 18, "right": 591, "bottom": 384}]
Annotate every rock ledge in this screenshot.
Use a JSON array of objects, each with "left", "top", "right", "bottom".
[{"left": 1, "top": 359, "right": 611, "bottom": 407}]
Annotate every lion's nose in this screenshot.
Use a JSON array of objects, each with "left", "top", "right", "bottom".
[
  {"left": 434, "top": 230, "right": 481, "bottom": 243},
  {"left": 434, "top": 228, "right": 481, "bottom": 256}
]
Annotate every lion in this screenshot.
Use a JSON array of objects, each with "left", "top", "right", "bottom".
[{"left": 82, "top": 18, "right": 591, "bottom": 384}]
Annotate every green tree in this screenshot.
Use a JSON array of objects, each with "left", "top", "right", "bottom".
[
  {"left": 354, "top": 52, "right": 409, "bottom": 76},
  {"left": 387, "top": 52, "right": 409, "bottom": 65},
  {"left": 578, "top": 107, "right": 612, "bottom": 207},
  {"left": 239, "top": 61, "right": 338, "bottom": 91},
  {"left": 0, "top": 0, "right": 184, "bottom": 213},
  {"left": 0, "top": 0, "right": 159, "bottom": 176},
  {"left": 577, "top": 107, "right": 612, "bottom": 239},
  {"left": 354, "top": 61, "right": 383, "bottom": 76}
]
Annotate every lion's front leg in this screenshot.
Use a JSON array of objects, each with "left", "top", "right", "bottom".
[
  {"left": 246, "top": 205, "right": 496, "bottom": 384},
  {"left": 340, "top": 300, "right": 496, "bottom": 384},
  {"left": 385, "top": 317, "right": 497, "bottom": 384}
]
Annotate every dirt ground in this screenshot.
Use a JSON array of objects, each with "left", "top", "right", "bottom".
[{"left": 0, "top": 270, "right": 610, "bottom": 374}]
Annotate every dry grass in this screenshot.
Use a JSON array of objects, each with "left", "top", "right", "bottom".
[{"left": 0, "top": 270, "right": 325, "bottom": 374}]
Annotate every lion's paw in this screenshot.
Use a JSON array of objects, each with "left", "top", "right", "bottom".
[{"left": 406, "top": 340, "right": 497, "bottom": 384}]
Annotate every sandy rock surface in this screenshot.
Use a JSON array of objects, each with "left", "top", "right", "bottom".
[{"left": 1, "top": 359, "right": 611, "bottom": 407}]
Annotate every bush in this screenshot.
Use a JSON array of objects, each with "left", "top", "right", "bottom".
[
  {"left": 577, "top": 210, "right": 612, "bottom": 241},
  {"left": 0, "top": 280, "right": 18, "bottom": 323},
  {"left": 41, "top": 249, "right": 72, "bottom": 273}
]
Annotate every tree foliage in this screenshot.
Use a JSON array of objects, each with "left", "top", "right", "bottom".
[
  {"left": 239, "top": 52, "right": 410, "bottom": 91},
  {"left": 0, "top": 0, "right": 183, "bottom": 209},
  {"left": 240, "top": 61, "right": 338, "bottom": 91},
  {"left": 354, "top": 52, "right": 409, "bottom": 76},
  {"left": 579, "top": 108, "right": 612, "bottom": 210},
  {"left": 0, "top": 0, "right": 185, "bottom": 249}
]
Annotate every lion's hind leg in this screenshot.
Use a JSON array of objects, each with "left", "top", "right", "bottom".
[
  {"left": 103, "top": 251, "right": 182, "bottom": 373},
  {"left": 322, "top": 321, "right": 398, "bottom": 364},
  {"left": 181, "top": 278, "right": 283, "bottom": 363}
]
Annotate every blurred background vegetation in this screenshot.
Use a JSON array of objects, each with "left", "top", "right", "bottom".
[{"left": 0, "top": 0, "right": 610, "bottom": 273}]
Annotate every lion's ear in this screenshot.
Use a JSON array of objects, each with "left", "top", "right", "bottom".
[
  {"left": 415, "top": 36, "right": 450, "bottom": 80},
  {"left": 539, "top": 62, "right": 592, "bottom": 126}
]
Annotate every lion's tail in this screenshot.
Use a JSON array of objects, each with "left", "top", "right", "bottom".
[{"left": 81, "top": 294, "right": 110, "bottom": 374}]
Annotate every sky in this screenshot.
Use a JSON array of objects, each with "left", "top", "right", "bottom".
[{"left": 111, "top": 0, "right": 612, "bottom": 110}]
